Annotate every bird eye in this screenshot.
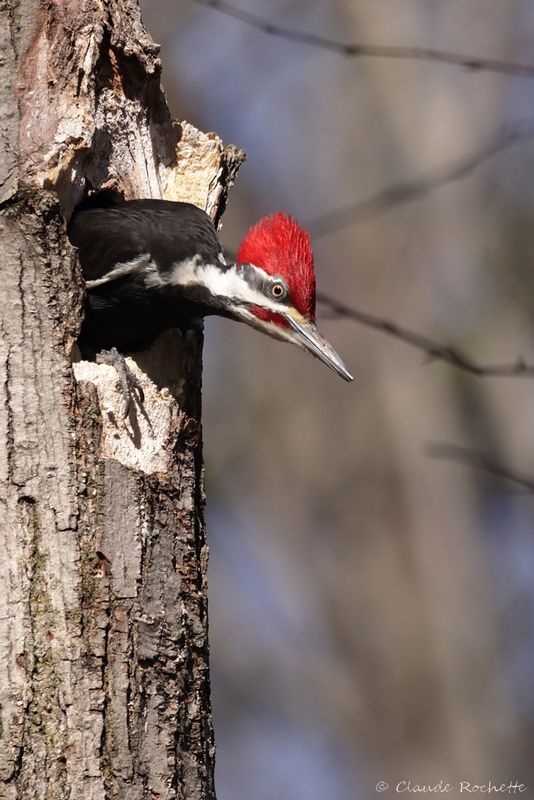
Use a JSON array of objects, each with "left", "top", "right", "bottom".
[{"left": 271, "top": 282, "right": 286, "bottom": 299}]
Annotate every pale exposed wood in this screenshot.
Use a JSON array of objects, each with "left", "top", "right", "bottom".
[{"left": 0, "top": 1, "right": 244, "bottom": 797}]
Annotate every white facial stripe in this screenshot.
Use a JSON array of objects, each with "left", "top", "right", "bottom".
[
  {"left": 234, "top": 306, "right": 298, "bottom": 344},
  {"left": 171, "top": 260, "right": 284, "bottom": 313},
  {"left": 85, "top": 253, "right": 154, "bottom": 289}
]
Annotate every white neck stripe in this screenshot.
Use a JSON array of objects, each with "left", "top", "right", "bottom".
[{"left": 171, "top": 259, "right": 284, "bottom": 313}]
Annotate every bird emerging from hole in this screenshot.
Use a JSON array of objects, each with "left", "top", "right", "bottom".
[{"left": 69, "top": 199, "right": 352, "bottom": 411}]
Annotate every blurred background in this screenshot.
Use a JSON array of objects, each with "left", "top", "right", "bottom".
[{"left": 140, "top": 2, "right": 534, "bottom": 797}]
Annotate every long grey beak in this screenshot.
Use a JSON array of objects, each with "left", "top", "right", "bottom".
[{"left": 285, "top": 314, "right": 353, "bottom": 382}]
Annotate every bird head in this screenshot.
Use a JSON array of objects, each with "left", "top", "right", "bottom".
[
  {"left": 232, "top": 213, "right": 353, "bottom": 381},
  {"left": 170, "top": 211, "right": 352, "bottom": 381}
]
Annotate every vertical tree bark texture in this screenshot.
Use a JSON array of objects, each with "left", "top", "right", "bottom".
[{"left": 0, "top": 2, "right": 244, "bottom": 798}]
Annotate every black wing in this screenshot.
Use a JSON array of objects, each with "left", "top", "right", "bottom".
[{"left": 68, "top": 199, "right": 224, "bottom": 282}]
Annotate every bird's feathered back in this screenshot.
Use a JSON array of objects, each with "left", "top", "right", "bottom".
[{"left": 237, "top": 213, "right": 316, "bottom": 320}]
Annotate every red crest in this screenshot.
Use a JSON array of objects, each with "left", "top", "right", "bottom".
[{"left": 237, "top": 213, "right": 316, "bottom": 324}]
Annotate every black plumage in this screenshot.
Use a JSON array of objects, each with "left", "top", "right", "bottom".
[{"left": 69, "top": 199, "right": 225, "bottom": 352}]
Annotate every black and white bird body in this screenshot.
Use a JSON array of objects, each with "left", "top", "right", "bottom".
[
  {"left": 69, "top": 198, "right": 353, "bottom": 381},
  {"left": 70, "top": 200, "right": 228, "bottom": 352}
]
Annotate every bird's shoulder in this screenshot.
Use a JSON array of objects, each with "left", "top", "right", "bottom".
[{"left": 69, "top": 199, "right": 224, "bottom": 281}]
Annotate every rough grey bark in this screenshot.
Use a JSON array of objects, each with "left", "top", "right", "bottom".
[{"left": 0, "top": 1, "right": 244, "bottom": 798}]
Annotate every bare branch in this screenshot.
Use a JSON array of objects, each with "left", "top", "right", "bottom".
[
  {"left": 317, "top": 292, "right": 534, "bottom": 379},
  {"left": 426, "top": 442, "right": 534, "bottom": 493},
  {"left": 190, "top": 0, "right": 534, "bottom": 79},
  {"left": 308, "top": 118, "right": 534, "bottom": 238}
]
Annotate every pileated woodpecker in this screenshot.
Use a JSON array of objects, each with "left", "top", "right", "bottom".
[{"left": 69, "top": 199, "right": 353, "bottom": 388}]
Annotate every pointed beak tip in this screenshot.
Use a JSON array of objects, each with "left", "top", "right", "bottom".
[
  {"left": 332, "top": 362, "right": 354, "bottom": 383},
  {"left": 285, "top": 313, "right": 354, "bottom": 384}
]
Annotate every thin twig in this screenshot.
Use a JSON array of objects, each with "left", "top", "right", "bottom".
[
  {"left": 426, "top": 442, "right": 534, "bottom": 493},
  {"left": 308, "top": 118, "right": 534, "bottom": 238},
  {"left": 189, "top": 0, "right": 534, "bottom": 78},
  {"left": 317, "top": 292, "right": 534, "bottom": 379}
]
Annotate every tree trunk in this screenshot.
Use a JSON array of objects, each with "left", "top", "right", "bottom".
[{"left": 0, "top": 2, "right": 244, "bottom": 798}]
